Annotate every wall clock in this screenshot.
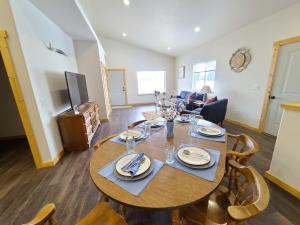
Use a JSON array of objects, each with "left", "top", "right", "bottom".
[{"left": 229, "top": 48, "right": 251, "bottom": 73}]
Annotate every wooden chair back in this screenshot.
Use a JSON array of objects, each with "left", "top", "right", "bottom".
[
  {"left": 227, "top": 133, "right": 258, "bottom": 166},
  {"left": 226, "top": 160, "right": 270, "bottom": 224},
  {"left": 128, "top": 120, "right": 147, "bottom": 129},
  {"left": 93, "top": 134, "right": 118, "bottom": 151},
  {"left": 23, "top": 202, "right": 127, "bottom": 225},
  {"left": 22, "top": 203, "right": 57, "bottom": 225}
]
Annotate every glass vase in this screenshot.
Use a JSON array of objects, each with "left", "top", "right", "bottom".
[{"left": 166, "top": 120, "right": 174, "bottom": 139}]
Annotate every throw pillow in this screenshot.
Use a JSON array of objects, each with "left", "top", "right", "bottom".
[
  {"left": 195, "top": 93, "right": 204, "bottom": 101},
  {"left": 205, "top": 96, "right": 217, "bottom": 104},
  {"left": 187, "top": 92, "right": 197, "bottom": 101}
]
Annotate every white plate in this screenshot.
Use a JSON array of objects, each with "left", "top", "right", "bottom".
[
  {"left": 119, "top": 130, "right": 142, "bottom": 140},
  {"left": 177, "top": 146, "right": 211, "bottom": 166},
  {"left": 175, "top": 116, "right": 190, "bottom": 123},
  {"left": 148, "top": 118, "right": 166, "bottom": 127},
  {"left": 198, "top": 127, "right": 222, "bottom": 136},
  {"left": 115, "top": 154, "right": 151, "bottom": 177},
  {"left": 197, "top": 119, "right": 215, "bottom": 127}
]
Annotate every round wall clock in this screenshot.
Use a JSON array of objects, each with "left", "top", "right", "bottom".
[{"left": 229, "top": 48, "right": 251, "bottom": 73}]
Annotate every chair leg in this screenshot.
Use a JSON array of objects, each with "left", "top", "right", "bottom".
[
  {"left": 172, "top": 209, "right": 182, "bottom": 225},
  {"left": 119, "top": 204, "right": 126, "bottom": 217},
  {"left": 100, "top": 194, "right": 109, "bottom": 202}
]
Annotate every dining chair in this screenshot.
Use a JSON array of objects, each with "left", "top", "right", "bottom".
[
  {"left": 128, "top": 119, "right": 147, "bottom": 129},
  {"left": 22, "top": 202, "right": 127, "bottom": 225},
  {"left": 226, "top": 133, "right": 258, "bottom": 173},
  {"left": 93, "top": 134, "right": 126, "bottom": 214},
  {"left": 180, "top": 160, "right": 270, "bottom": 225},
  {"left": 93, "top": 134, "right": 118, "bottom": 151}
]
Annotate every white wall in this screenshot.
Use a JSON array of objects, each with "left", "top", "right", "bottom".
[
  {"left": 74, "top": 40, "right": 108, "bottom": 118},
  {"left": 102, "top": 37, "right": 175, "bottom": 104},
  {"left": 269, "top": 108, "right": 300, "bottom": 190},
  {"left": 176, "top": 3, "right": 300, "bottom": 128},
  {"left": 0, "top": 55, "right": 24, "bottom": 137},
  {"left": 0, "top": 0, "right": 52, "bottom": 162},
  {"left": 10, "top": 0, "right": 79, "bottom": 160}
]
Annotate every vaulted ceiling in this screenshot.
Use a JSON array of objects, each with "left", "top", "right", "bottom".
[
  {"left": 30, "top": 0, "right": 300, "bottom": 56},
  {"left": 78, "top": 0, "right": 300, "bottom": 56}
]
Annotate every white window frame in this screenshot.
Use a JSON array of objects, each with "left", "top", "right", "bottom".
[
  {"left": 136, "top": 70, "right": 166, "bottom": 95},
  {"left": 192, "top": 61, "right": 216, "bottom": 91}
]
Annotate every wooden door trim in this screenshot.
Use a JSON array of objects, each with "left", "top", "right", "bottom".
[
  {"left": 0, "top": 29, "right": 42, "bottom": 168},
  {"left": 100, "top": 63, "right": 112, "bottom": 118},
  {"left": 106, "top": 68, "right": 129, "bottom": 105},
  {"left": 258, "top": 35, "right": 300, "bottom": 133}
]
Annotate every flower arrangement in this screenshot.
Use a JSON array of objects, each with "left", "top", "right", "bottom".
[{"left": 154, "top": 90, "right": 186, "bottom": 122}]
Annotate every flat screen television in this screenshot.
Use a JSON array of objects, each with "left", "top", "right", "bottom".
[{"left": 65, "top": 71, "right": 89, "bottom": 109}]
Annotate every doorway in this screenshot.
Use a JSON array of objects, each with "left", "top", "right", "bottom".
[
  {"left": 0, "top": 54, "right": 25, "bottom": 140},
  {"left": 0, "top": 29, "right": 42, "bottom": 168},
  {"left": 107, "top": 69, "right": 128, "bottom": 106},
  {"left": 263, "top": 37, "right": 300, "bottom": 136}
]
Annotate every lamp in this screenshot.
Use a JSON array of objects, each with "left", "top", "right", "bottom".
[{"left": 200, "top": 85, "right": 212, "bottom": 102}]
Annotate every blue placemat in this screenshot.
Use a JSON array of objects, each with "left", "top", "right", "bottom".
[
  {"left": 190, "top": 127, "right": 226, "bottom": 143},
  {"left": 166, "top": 146, "right": 221, "bottom": 182},
  {"left": 97, "top": 153, "right": 164, "bottom": 196},
  {"left": 110, "top": 135, "right": 147, "bottom": 146}
]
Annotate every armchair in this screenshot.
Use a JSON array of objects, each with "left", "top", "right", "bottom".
[{"left": 182, "top": 99, "right": 228, "bottom": 125}]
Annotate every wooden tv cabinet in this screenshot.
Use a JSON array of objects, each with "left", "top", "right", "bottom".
[{"left": 57, "top": 102, "right": 101, "bottom": 151}]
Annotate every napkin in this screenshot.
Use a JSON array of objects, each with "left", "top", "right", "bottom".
[{"left": 121, "top": 153, "right": 144, "bottom": 172}]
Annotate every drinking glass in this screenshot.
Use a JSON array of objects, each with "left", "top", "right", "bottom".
[
  {"left": 165, "top": 143, "right": 175, "bottom": 164},
  {"left": 188, "top": 123, "right": 195, "bottom": 136},
  {"left": 190, "top": 114, "right": 197, "bottom": 125},
  {"left": 144, "top": 121, "right": 151, "bottom": 138},
  {"left": 126, "top": 136, "right": 135, "bottom": 154}
]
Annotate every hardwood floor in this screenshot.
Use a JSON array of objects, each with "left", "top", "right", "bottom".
[{"left": 0, "top": 105, "right": 299, "bottom": 225}]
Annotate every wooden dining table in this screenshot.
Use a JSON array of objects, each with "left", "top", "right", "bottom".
[{"left": 90, "top": 121, "right": 227, "bottom": 225}]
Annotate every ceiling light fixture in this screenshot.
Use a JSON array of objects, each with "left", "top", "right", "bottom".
[
  {"left": 122, "top": 32, "right": 127, "bottom": 37},
  {"left": 167, "top": 47, "right": 171, "bottom": 50},
  {"left": 194, "top": 26, "right": 201, "bottom": 32},
  {"left": 123, "top": 0, "right": 130, "bottom": 6}
]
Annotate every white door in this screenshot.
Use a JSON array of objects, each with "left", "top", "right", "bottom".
[
  {"left": 107, "top": 70, "right": 126, "bottom": 106},
  {"left": 265, "top": 42, "right": 300, "bottom": 136}
]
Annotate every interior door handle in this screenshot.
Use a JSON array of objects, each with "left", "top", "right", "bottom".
[
  {"left": 122, "top": 87, "right": 126, "bottom": 92},
  {"left": 269, "top": 95, "right": 276, "bottom": 99}
]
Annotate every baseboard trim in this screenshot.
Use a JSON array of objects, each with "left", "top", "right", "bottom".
[
  {"left": 128, "top": 102, "right": 155, "bottom": 106},
  {"left": 265, "top": 171, "right": 300, "bottom": 199},
  {"left": 225, "top": 118, "right": 260, "bottom": 132},
  {"left": 0, "top": 135, "right": 26, "bottom": 141},
  {"left": 40, "top": 149, "right": 64, "bottom": 168},
  {"left": 100, "top": 117, "right": 109, "bottom": 122}
]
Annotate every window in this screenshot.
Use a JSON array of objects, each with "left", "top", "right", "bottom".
[
  {"left": 137, "top": 71, "right": 166, "bottom": 95},
  {"left": 192, "top": 61, "right": 216, "bottom": 91}
]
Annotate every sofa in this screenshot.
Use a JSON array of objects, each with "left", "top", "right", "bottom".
[
  {"left": 176, "top": 91, "right": 204, "bottom": 110},
  {"left": 182, "top": 99, "right": 228, "bottom": 125},
  {"left": 176, "top": 91, "right": 191, "bottom": 106}
]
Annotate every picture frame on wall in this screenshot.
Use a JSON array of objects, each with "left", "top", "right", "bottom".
[{"left": 178, "top": 66, "right": 185, "bottom": 79}]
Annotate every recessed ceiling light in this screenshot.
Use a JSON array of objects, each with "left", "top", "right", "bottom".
[
  {"left": 123, "top": 0, "right": 130, "bottom": 6},
  {"left": 194, "top": 26, "right": 201, "bottom": 32},
  {"left": 167, "top": 47, "right": 171, "bottom": 50},
  {"left": 122, "top": 32, "right": 127, "bottom": 37}
]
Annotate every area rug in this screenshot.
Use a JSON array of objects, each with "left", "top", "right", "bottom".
[{"left": 142, "top": 110, "right": 161, "bottom": 120}]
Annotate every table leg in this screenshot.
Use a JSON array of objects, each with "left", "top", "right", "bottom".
[{"left": 171, "top": 209, "right": 181, "bottom": 225}]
